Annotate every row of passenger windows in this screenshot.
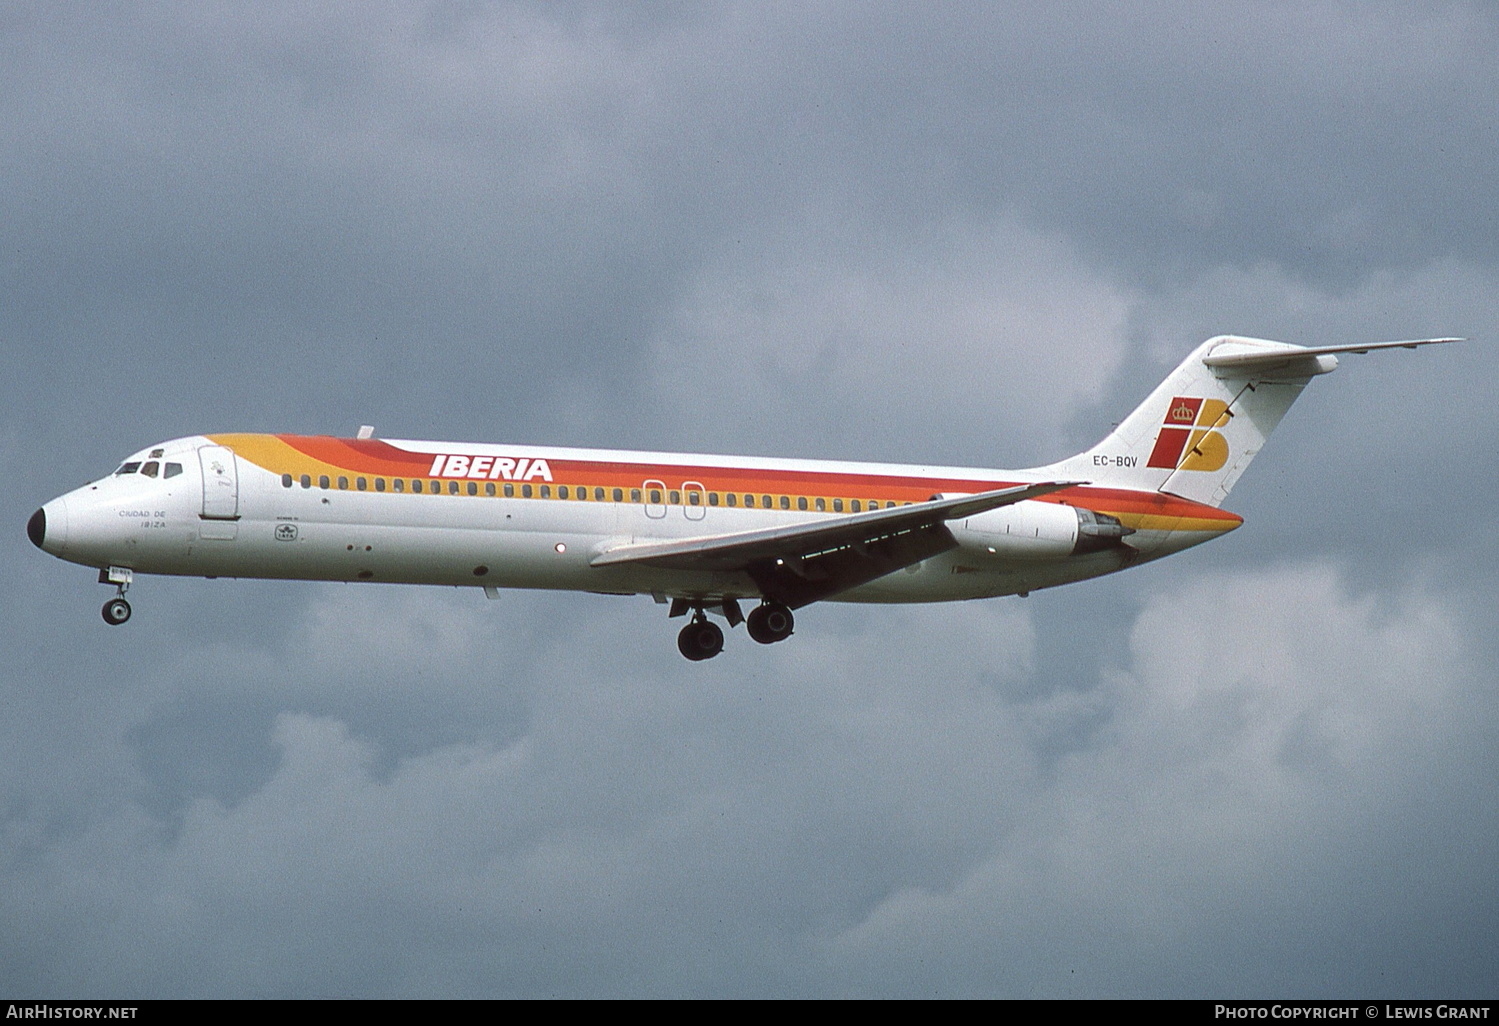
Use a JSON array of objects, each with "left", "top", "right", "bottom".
[
  {"left": 279, "top": 473, "right": 906, "bottom": 512},
  {"left": 115, "top": 461, "right": 184, "bottom": 479}
]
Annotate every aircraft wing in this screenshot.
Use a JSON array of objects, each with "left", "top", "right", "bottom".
[{"left": 590, "top": 480, "right": 1081, "bottom": 607}]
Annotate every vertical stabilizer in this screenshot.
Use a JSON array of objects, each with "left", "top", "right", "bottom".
[{"left": 1038, "top": 336, "right": 1335, "bottom": 507}]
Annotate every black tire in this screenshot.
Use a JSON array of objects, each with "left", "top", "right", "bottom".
[
  {"left": 102, "top": 598, "right": 132, "bottom": 626},
  {"left": 677, "top": 619, "right": 725, "bottom": 661},
  {"left": 746, "top": 602, "right": 794, "bottom": 644}
]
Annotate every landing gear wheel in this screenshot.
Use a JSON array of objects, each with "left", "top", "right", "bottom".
[
  {"left": 677, "top": 618, "right": 725, "bottom": 661},
  {"left": 102, "top": 598, "right": 132, "bottom": 625},
  {"left": 746, "top": 602, "right": 794, "bottom": 645}
]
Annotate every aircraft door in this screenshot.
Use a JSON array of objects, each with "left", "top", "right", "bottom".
[
  {"left": 643, "top": 479, "right": 667, "bottom": 519},
  {"left": 198, "top": 445, "right": 240, "bottom": 520},
  {"left": 682, "top": 481, "right": 706, "bottom": 520}
]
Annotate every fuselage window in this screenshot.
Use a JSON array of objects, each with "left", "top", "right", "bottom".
[
  {"left": 764, "top": 495, "right": 774, "bottom": 509},
  {"left": 596, "top": 487, "right": 607, "bottom": 501},
  {"left": 833, "top": 498, "right": 843, "bottom": 512},
  {"left": 522, "top": 484, "right": 533, "bottom": 498},
  {"left": 141, "top": 461, "right": 159, "bottom": 478},
  {"left": 798, "top": 497, "right": 809, "bottom": 511},
  {"left": 357, "top": 477, "right": 367, "bottom": 491},
  {"left": 540, "top": 485, "right": 551, "bottom": 499},
  {"left": 411, "top": 480, "right": 423, "bottom": 493},
  {"left": 504, "top": 483, "right": 515, "bottom": 497},
  {"left": 815, "top": 497, "right": 826, "bottom": 512},
  {"left": 709, "top": 492, "right": 719, "bottom": 506},
  {"left": 691, "top": 491, "right": 703, "bottom": 506},
  {"left": 630, "top": 488, "right": 641, "bottom": 502},
  {"left": 448, "top": 480, "right": 459, "bottom": 495},
  {"left": 851, "top": 499, "right": 861, "bottom": 512},
  {"left": 319, "top": 475, "right": 330, "bottom": 489},
  {"left": 649, "top": 489, "right": 662, "bottom": 504},
  {"left": 375, "top": 478, "right": 386, "bottom": 492},
  {"left": 725, "top": 493, "right": 737, "bottom": 507},
  {"left": 669, "top": 490, "right": 680, "bottom": 504},
  {"left": 558, "top": 486, "right": 568, "bottom": 499},
  {"left": 393, "top": 478, "right": 404, "bottom": 492},
  {"left": 116, "top": 462, "right": 141, "bottom": 476},
  {"left": 485, "top": 482, "right": 495, "bottom": 496},
  {"left": 337, "top": 476, "right": 348, "bottom": 490},
  {"left": 467, "top": 481, "right": 477, "bottom": 496},
  {"left": 282, "top": 474, "right": 293, "bottom": 488},
  {"left": 300, "top": 474, "right": 312, "bottom": 489}
]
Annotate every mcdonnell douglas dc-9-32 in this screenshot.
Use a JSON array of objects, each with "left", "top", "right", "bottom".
[{"left": 29, "top": 335, "right": 1461, "bottom": 660}]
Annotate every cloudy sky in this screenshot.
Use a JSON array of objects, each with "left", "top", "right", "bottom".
[{"left": 5, "top": 1, "right": 1497, "bottom": 998}]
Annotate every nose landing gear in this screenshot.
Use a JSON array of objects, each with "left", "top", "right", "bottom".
[
  {"left": 98, "top": 566, "right": 134, "bottom": 626},
  {"left": 102, "top": 597, "right": 132, "bottom": 625}
]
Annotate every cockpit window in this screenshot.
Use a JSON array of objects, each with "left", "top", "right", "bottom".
[
  {"left": 115, "top": 462, "right": 142, "bottom": 476},
  {"left": 141, "top": 461, "right": 160, "bottom": 478},
  {"left": 163, "top": 462, "right": 183, "bottom": 479}
]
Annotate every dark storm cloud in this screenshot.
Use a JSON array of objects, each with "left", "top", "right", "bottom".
[{"left": 4, "top": 1, "right": 1497, "bottom": 998}]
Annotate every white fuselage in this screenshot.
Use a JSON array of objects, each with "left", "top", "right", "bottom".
[{"left": 33, "top": 433, "right": 1236, "bottom": 607}]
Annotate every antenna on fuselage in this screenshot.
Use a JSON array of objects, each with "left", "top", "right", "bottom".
[{"left": 356, "top": 425, "right": 375, "bottom": 439}]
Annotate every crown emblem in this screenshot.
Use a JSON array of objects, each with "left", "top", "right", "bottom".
[{"left": 1170, "top": 402, "right": 1196, "bottom": 422}]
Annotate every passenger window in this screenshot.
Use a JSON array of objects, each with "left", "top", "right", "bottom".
[
  {"left": 504, "top": 483, "right": 515, "bottom": 497},
  {"left": 669, "top": 490, "right": 680, "bottom": 504},
  {"left": 141, "top": 461, "right": 159, "bottom": 478},
  {"left": 448, "top": 481, "right": 459, "bottom": 495},
  {"left": 540, "top": 485, "right": 551, "bottom": 498},
  {"left": 282, "top": 474, "right": 293, "bottom": 488},
  {"left": 375, "top": 478, "right": 386, "bottom": 492},
  {"left": 726, "top": 493, "right": 737, "bottom": 507},
  {"left": 596, "top": 487, "right": 606, "bottom": 501},
  {"left": 337, "top": 476, "right": 348, "bottom": 489},
  {"left": 779, "top": 496, "right": 790, "bottom": 510},
  {"left": 485, "top": 482, "right": 495, "bottom": 496},
  {"left": 301, "top": 474, "right": 312, "bottom": 489},
  {"left": 798, "top": 497, "right": 808, "bottom": 511},
  {"left": 163, "top": 462, "right": 182, "bottom": 479},
  {"left": 763, "top": 495, "right": 773, "bottom": 508},
  {"left": 851, "top": 499, "right": 861, "bottom": 512},
  {"left": 411, "top": 480, "right": 422, "bottom": 493},
  {"left": 392, "top": 478, "right": 404, "bottom": 492},
  {"left": 558, "top": 486, "right": 568, "bottom": 499},
  {"left": 357, "top": 477, "right": 367, "bottom": 491},
  {"left": 631, "top": 489, "right": 641, "bottom": 502},
  {"left": 815, "top": 497, "right": 825, "bottom": 512},
  {"left": 467, "top": 481, "right": 477, "bottom": 496},
  {"left": 319, "top": 475, "right": 330, "bottom": 489},
  {"left": 690, "top": 492, "right": 702, "bottom": 506},
  {"left": 522, "top": 484, "right": 533, "bottom": 498},
  {"left": 649, "top": 489, "right": 661, "bottom": 504},
  {"left": 833, "top": 499, "right": 843, "bottom": 512},
  {"left": 708, "top": 492, "right": 719, "bottom": 506}
]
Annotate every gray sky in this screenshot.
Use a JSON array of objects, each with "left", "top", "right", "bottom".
[{"left": 4, "top": 1, "right": 1496, "bottom": 998}]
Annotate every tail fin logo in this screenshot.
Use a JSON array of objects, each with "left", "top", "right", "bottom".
[{"left": 1146, "top": 397, "right": 1232, "bottom": 471}]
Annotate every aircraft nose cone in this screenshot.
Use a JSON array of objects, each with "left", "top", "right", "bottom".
[{"left": 27, "top": 507, "right": 45, "bottom": 549}]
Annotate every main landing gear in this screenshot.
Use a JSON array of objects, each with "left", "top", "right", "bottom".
[
  {"left": 99, "top": 566, "right": 133, "bottom": 625},
  {"left": 672, "top": 599, "right": 795, "bottom": 661}
]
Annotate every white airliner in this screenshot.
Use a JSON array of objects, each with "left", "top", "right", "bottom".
[{"left": 29, "top": 335, "right": 1460, "bottom": 660}]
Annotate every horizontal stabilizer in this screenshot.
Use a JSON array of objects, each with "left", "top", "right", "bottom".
[{"left": 1203, "top": 337, "right": 1464, "bottom": 373}]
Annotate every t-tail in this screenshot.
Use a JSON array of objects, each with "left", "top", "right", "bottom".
[{"left": 1038, "top": 335, "right": 1463, "bottom": 507}]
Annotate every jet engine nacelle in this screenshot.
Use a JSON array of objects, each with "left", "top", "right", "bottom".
[{"left": 949, "top": 499, "right": 1133, "bottom": 560}]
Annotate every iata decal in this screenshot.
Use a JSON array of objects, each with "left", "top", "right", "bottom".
[{"left": 427, "top": 455, "right": 553, "bottom": 482}]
